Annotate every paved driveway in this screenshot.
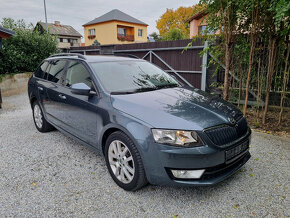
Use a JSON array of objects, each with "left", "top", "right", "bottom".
[{"left": 0, "top": 93, "right": 289, "bottom": 217}]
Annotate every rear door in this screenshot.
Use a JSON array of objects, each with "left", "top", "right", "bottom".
[
  {"left": 34, "top": 61, "right": 50, "bottom": 111},
  {"left": 44, "top": 59, "right": 68, "bottom": 128}
]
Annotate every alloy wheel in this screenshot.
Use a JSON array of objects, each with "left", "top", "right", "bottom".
[
  {"left": 34, "top": 104, "right": 43, "bottom": 129},
  {"left": 108, "top": 140, "right": 135, "bottom": 184}
]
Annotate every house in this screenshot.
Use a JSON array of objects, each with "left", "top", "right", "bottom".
[
  {"left": 35, "top": 21, "right": 82, "bottom": 51},
  {"left": 0, "top": 26, "right": 15, "bottom": 49},
  {"left": 83, "top": 9, "right": 148, "bottom": 46},
  {"left": 189, "top": 10, "right": 212, "bottom": 38}
]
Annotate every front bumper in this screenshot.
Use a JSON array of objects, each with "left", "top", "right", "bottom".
[{"left": 138, "top": 130, "right": 251, "bottom": 186}]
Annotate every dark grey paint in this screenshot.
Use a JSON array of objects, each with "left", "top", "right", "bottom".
[{"left": 28, "top": 55, "right": 251, "bottom": 187}]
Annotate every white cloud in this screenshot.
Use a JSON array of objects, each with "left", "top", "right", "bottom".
[{"left": 0, "top": 0, "right": 199, "bottom": 42}]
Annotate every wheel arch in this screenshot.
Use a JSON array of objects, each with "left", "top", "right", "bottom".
[{"left": 99, "top": 122, "right": 150, "bottom": 156}]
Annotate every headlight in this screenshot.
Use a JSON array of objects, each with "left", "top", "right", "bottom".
[{"left": 151, "top": 129, "right": 203, "bottom": 147}]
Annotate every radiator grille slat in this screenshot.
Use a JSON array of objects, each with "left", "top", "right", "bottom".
[{"left": 205, "top": 117, "right": 248, "bottom": 146}]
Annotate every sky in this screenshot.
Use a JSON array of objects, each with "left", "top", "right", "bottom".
[{"left": 0, "top": 0, "right": 199, "bottom": 41}]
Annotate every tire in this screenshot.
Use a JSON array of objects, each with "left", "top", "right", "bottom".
[
  {"left": 104, "top": 131, "right": 148, "bottom": 191},
  {"left": 32, "top": 101, "right": 54, "bottom": 132}
]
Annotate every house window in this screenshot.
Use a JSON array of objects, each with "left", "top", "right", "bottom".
[
  {"left": 63, "top": 38, "right": 68, "bottom": 43},
  {"left": 89, "top": 29, "right": 96, "bottom": 36},
  {"left": 138, "top": 29, "right": 143, "bottom": 37},
  {"left": 118, "top": 27, "right": 126, "bottom": 36},
  {"left": 198, "top": 25, "right": 214, "bottom": 35}
]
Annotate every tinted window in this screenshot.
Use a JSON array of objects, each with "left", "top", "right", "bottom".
[
  {"left": 34, "top": 61, "right": 48, "bottom": 78},
  {"left": 65, "top": 61, "right": 92, "bottom": 88},
  {"left": 47, "top": 60, "right": 67, "bottom": 83}
]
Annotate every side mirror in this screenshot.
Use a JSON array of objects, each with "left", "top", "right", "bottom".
[{"left": 71, "top": 83, "right": 91, "bottom": 95}]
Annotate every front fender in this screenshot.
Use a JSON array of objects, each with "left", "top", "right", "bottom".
[{"left": 98, "top": 111, "right": 153, "bottom": 154}]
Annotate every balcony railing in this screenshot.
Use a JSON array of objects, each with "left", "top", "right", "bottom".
[
  {"left": 117, "top": 34, "right": 134, "bottom": 42},
  {"left": 88, "top": 35, "right": 96, "bottom": 39}
]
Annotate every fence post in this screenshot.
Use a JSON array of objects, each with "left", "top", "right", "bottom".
[{"left": 201, "top": 41, "right": 208, "bottom": 91}]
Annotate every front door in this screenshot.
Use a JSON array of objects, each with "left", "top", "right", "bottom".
[{"left": 59, "top": 60, "right": 99, "bottom": 146}]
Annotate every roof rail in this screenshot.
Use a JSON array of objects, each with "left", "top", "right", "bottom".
[
  {"left": 49, "top": 53, "right": 86, "bottom": 60},
  {"left": 113, "top": 53, "right": 139, "bottom": 59}
]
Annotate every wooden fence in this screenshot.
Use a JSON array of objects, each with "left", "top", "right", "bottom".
[{"left": 70, "top": 39, "right": 208, "bottom": 90}]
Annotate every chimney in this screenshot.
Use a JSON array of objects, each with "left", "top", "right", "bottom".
[{"left": 54, "top": 21, "right": 60, "bottom": 26}]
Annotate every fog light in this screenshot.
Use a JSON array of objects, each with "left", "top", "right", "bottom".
[{"left": 171, "top": 169, "right": 205, "bottom": 179}]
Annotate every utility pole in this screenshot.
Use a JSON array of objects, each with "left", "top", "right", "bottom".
[{"left": 43, "top": 0, "right": 48, "bottom": 32}]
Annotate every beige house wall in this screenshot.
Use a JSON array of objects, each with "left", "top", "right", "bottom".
[{"left": 83, "top": 21, "right": 147, "bottom": 46}]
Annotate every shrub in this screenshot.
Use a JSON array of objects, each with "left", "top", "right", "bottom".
[{"left": 0, "top": 18, "right": 58, "bottom": 74}]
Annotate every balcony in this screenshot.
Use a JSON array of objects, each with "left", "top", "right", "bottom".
[
  {"left": 117, "top": 34, "right": 134, "bottom": 42},
  {"left": 88, "top": 35, "right": 96, "bottom": 39}
]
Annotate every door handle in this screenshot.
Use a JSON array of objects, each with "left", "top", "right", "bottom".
[
  {"left": 38, "top": 87, "right": 44, "bottom": 91},
  {"left": 58, "top": 94, "right": 66, "bottom": 100}
]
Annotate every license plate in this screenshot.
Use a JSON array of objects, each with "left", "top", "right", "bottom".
[{"left": 225, "top": 140, "right": 249, "bottom": 161}]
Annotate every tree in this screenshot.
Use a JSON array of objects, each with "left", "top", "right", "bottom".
[
  {"left": 162, "top": 28, "right": 185, "bottom": 41},
  {"left": 92, "top": 39, "right": 101, "bottom": 46},
  {"left": 242, "top": 0, "right": 263, "bottom": 116},
  {"left": 149, "top": 32, "right": 162, "bottom": 41},
  {"left": 156, "top": 5, "right": 206, "bottom": 38},
  {"left": 0, "top": 18, "right": 58, "bottom": 74},
  {"left": 199, "top": 0, "right": 239, "bottom": 100},
  {"left": 262, "top": 0, "right": 289, "bottom": 124}
]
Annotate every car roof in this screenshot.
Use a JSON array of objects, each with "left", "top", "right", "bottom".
[{"left": 45, "top": 54, "right": 144, "bottom": 63}]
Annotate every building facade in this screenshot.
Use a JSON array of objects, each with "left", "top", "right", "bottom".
[
  {"left": 35, "top": 21, "right": 82, "bottom": 51},
  {"left": 83, "top": 9, "right": 148, "bottom": 46},
  {"left": 0, "top": 26, "right": 15, "bottom": 49}
]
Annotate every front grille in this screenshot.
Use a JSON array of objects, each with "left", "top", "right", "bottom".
[{"left": 205, "top": 117, "right": 248, "bottom": 146}]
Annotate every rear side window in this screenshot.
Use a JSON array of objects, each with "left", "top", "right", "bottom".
[
  {"left": 34, "top": 61, "right": 48, "bottom": 78},
  {"left": 47, "top": 60, "right": 67, "bottom": 84},
  {"left": 65, "top": 61, "right": 92, "bottom": 88}
]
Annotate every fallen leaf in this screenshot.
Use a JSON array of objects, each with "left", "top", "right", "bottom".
[
  {"left": 173, "top": 215, "right": 178, "bottom": 218},
  {"left": 233, "top": 204, "right": 240, "bottom": 209},
  {"left": 249, "top": 145, "right": 254, "bottom": 148},
  {"left": 90, "top": 172, "right": 94, "bottom": 175},
  {"left": 255, "top": 158, "right": 259, "bottom": 161},
  {"left": 251, "top": 212, "right": 255, "bottom": 216},
  {"left": 266, "top": 131, "right": 270, "bottom": 134},
  {"left": 249, "top": 174, "right": 255, "bottom": 177},
  {"left": 32, "top": 182, "right": 37, "bottom": 187}
]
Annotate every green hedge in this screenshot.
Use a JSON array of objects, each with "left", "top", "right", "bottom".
[{"left": 0, "top": 22, "right": 58, "bottom": 74}]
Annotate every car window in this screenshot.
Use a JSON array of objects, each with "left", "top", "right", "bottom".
[
  {"left": 47, "top": 60, "right": 67, "bottom": 84},
  {"left": 34, "top": 61, "right": 49, "bottom": 79},
  {"left": 65, "top": 61, "right": 92, "bottom": 88},
  {"left": 90, "top": 61, "right": 179, "bottom": 93}
]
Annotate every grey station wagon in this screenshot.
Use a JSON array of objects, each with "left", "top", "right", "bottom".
[{"left": 28, "top": 53, "right": 251, "bottom": 191}]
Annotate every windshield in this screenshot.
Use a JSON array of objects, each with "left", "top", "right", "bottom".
[{"left": 90, "top": 61, "right": 179, "bottom": 94}]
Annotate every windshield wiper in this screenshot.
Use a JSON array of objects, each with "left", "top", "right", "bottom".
[
  {"left": 110, "top": 87, "right": 158, "bottom": 95},
  {"left": 110, "top": 90, "right": 138, "bottom": 95},
  {"left": 155, "top": 83, "right": 180, "bottom": 90},
  {"left": 110, "top": 85, "right": 179, "bottom": 95}
]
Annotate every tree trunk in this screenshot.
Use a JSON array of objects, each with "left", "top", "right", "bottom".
[
  {"left": 243, "top": 38, "right": 256, "bottom": 115},
  {"left": 256, "top": 58, "right": 261, "bottom": 120},
  {"left": 238, "top": 74, "right": 242, "bottom": 107},
  {"left": 223, "top": 42, "right": 231, "bottom": 100},
  {"left": 278, "top": 43, "right": 289, "bottom": 125},
  {"left": 262, "top": 37, "right": 277, "bottom": 124}
]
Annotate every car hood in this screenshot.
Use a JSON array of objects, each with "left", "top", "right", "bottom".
[{"left": 111, "top": 87, "right": 243, "bottom": 130}]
